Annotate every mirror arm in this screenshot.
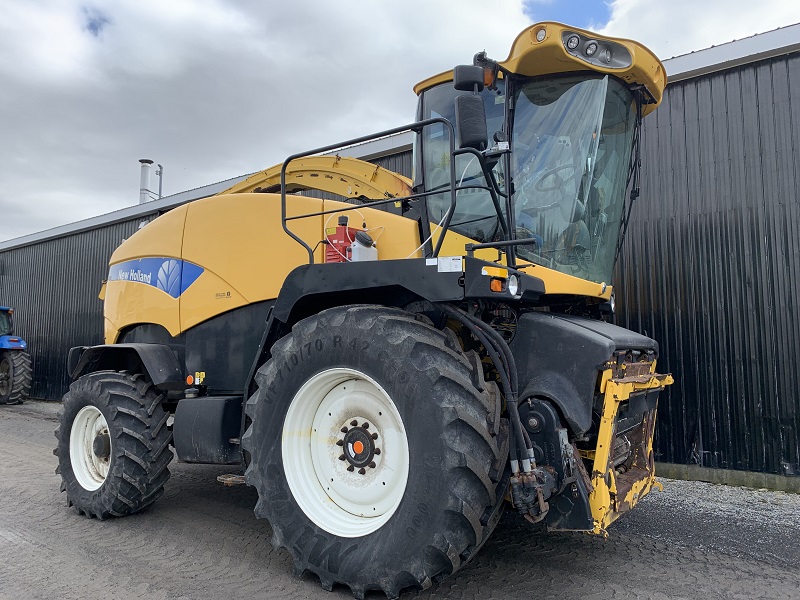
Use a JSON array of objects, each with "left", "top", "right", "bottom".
[{"left": 452, "top": 148, "right": 510, "bottom": 240}]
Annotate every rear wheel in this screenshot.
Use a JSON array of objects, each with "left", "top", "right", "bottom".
[
  {"left": 243, "top": 305, "right": 508, "bottom": 599},
  {"left": 54, "top": 371, "right": 173, "bottom": 519},
  {"left": 0, "top": 350, "right": 32, "bottom": 405}
]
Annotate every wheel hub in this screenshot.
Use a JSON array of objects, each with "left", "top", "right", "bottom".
[
  {"left": 92, "top": 432, "right": 111, "bottom": 460},
  {"left": 338, "top": 419, "right": 379, "bottom": 473}
]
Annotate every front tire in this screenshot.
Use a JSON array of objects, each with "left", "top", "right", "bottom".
[
  {"left": 243, "top": 305, "right": 507, "bottom": 599},
  {"left": 0, "top": 350, "right": 32, "bottom": 405},
  {"left": 54, "top": 371, "right": 173, "bottom": 519}
]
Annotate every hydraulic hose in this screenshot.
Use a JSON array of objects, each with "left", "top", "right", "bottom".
[
  {"left": 460, "top": 309, "right": 534, "bottom": 460},
  {"left": 438, "top": 304, "right": 532, "bottom": 471}
]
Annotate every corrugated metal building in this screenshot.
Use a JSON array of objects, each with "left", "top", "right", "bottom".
[
  {"left": 2, "top": 25, "right": 799, "bottom": 476},
  {"left": 615, "top": 24, "right": 800, "bottom": 476}
]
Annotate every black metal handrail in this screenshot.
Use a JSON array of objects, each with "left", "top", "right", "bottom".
[
  {"left": 280, "top": 118, "right": 456, "bottom": 264},
  {"left": 465, "top": 237, "right": 542, "bottom": 256}
]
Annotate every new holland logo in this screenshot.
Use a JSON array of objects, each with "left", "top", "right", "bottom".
[
  {"left": 107, "top": 258, "right": 204, "bottom": 299},
  {"left": 157, "top": 259, "right": 181, "bottom": 297}
]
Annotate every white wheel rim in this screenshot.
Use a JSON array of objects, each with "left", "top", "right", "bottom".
[
  {"left": 282, "top": 368, "right": 409, "bottom": 538},
  {"left": 70, "top": 405, "right": 112, "bottom": 491}
]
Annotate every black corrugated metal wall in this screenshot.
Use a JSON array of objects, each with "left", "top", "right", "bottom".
[
  {"left": 0, "top": 152, "right": 413, "bottom": 401},
  {"left": 615, "top": 53, "right": 800, "bottom": 476},
  {"left": 0, "top": 219, "right": 144, "bottom": 399}
]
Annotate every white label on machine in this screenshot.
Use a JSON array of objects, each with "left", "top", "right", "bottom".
[
  {"left": 426, "top": 258, "right": 437, "bottom": 266},
  {"left": 437, "top": 256, "right": 463, "bottom": 273}
]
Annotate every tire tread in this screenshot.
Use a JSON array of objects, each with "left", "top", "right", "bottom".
[
  {"left": 0, "top": 350, "right": 32, "bottom": 404},
  {"left": 243, "top": 304, "right": 508, "bottom": 599},
  {"left": 55, "top": 371, "right": 173, "bottom": 519}
]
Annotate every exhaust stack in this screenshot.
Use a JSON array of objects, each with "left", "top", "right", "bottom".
[{"left": 139, "top": 159, "right": 154, "bottom": 204}]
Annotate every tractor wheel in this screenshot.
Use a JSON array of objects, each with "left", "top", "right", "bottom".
[
  {"left": 0, "top": 350, "right": 32, "bottom": 405},
  {"left": 54, "top": 371, "right": 173, "bottom": 519},
  {"left": 243, "top": 305, "right": 508, "bottom": 599}
]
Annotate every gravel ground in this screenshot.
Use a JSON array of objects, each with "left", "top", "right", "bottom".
[
  {"left": 612, "top": 477, "right": 800, "bottom": 569},
  {"left": 1, "top": 400, "right": 799, "bottom": 600}
]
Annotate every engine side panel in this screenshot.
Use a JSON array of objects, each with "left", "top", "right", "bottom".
[
  {"left": 105, "top": 192, "right": 424, "bottom": 344},
  {"left": 179, "top": 193, "right": 325, "bottom": 329},
  {"left": 184, "top": 300, "right": 272, "bottom": 393},
  {"left": 118, "top": 301, "right": 272, "bottom": 394}
]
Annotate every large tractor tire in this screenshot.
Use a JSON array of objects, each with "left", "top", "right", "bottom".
[
  {"left": 0, "top": 350, "right": 32, "bottom": 405},
  {"left": 243, "top": 305, "right": 508, "bottom": 599},
  {"left": 54, "top": 371, "right": 173, "bottom": 519}
]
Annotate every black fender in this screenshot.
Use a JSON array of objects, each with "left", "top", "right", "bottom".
[
  {"left": 68, "top": 343, "right": 184, "bottom": 390},
  {"left": 272, "top": 258, "right": 463, "bottom": 325},
  {"left": 511, "top": 312, "right": 658, "bottom": 435},
  {"left": 272, "top": 256, "right": 545, "bottom": 325}
]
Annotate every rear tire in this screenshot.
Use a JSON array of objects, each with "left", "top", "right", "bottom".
[
  {"left": 54, "top": 371, "right": 173, "bottom": 519},
  {"left": 0, "top": 350, "right": 31, "bottom": 405},
  {"left": 243, "top": 305, "right": 508, "bottom": 599}
]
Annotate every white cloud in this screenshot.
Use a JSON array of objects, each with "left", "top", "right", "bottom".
[
  {"left": 1, "top": 0, "right": 798, "bottom": 242},
  {"left": 0, "top": 0, "right": 530, "bottom": 241},
  {"left": 602, "top": 0, "right": 800, "bottom": 58}
]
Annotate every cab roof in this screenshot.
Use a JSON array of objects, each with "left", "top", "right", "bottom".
[{"left": 414, "top": 22, "right": 666, "bottom": 116}]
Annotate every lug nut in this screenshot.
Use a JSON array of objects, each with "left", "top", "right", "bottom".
[
  {"left": 350, "top": 420, "right": 358, "bottom": 426},
  {"left": 362, "top": 422, "right": 369, "bottom": 429},
  {"left": 347, "top": 465, "right": 354, "bottom": 472},
  {"left": 341, "top": 427, "right": 348, "bottom": 433},
  {"left": 358, "top": 468, "right": 366, "bottom": 475},
  {"left": 369, "top": 461, "right": 376, "bottom": 469},
  {"left": 374, "top": 448, "right": 381, "bottom": 455},
  {"left": 336, "top": 440, "right": 344, "bottom": 446},
  {"left": 371, "top": 433, "right": 378, "bottom": 440},
  {"left": 338, "top": 454, "right": 346, "bottom": 461}
]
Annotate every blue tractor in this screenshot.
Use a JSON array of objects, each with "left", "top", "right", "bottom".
[{"left": 0, "top": 306, "right": 32, "bottom": 404}]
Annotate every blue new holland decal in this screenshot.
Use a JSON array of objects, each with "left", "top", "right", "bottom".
[{"left": 108, "top": 258, "right": 204, "bottom": 298}]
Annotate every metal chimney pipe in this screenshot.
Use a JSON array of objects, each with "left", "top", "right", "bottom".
[
  {"left": 156, "top": 163, "right": 164, "bottom": 199},
  {"left": 139, "top": 159, "right": 154, "bottom": 204}
]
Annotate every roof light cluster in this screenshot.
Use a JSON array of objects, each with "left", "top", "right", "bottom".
[{"left": 561, "top": 31, "right": 632, "bottom": 69}]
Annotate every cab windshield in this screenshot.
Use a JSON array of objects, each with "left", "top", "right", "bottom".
[
  {"left": 417, "top": 74, "right": 638, "bottom": 284},
  {"left": 0, "top": 312, "right": 11, "bottom": 336}
]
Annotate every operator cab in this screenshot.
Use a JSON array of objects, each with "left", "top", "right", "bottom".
[
  {"left": 416, "top": 73, "right": 638, "bottom": 286},
  {"left": 412, "top": 22, "right": 663, "bottom": 288}
]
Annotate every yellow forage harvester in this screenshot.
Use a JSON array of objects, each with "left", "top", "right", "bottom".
[{"left": 59, "top": 22, "right": 672, "bottom": 599}]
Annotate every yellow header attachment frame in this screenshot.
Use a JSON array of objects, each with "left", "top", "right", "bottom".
[
  {"left": 414, "top": 22, "right": 666, "bottom": 115},
  {"left": 584, "top": 365, "right": 674, "bottom": 535},
  {"left": 219, "top": 155, "right": 412, "bottom": 201}
]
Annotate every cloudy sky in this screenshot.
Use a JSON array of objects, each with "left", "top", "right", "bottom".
[{"left": 2, "top": 0, "right": 799, "bottom": 242}]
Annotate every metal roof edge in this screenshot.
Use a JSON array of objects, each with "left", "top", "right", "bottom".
[
  {"left": 664, "top": 22, "right": 800, "bottom": 83},
  {"left": 323, "top": 131, "right": 414, "bottom": 161},
  {"left": 0, "top": 174, "right": 250, "bottom": 253}
]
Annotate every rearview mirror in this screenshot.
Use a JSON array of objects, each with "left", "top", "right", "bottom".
[
  {"left": 455, "top": 94, "right": 488, "bottom": 151},
  {"left": 453, "top": 65, "right": 485, "bottom": 92}
]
